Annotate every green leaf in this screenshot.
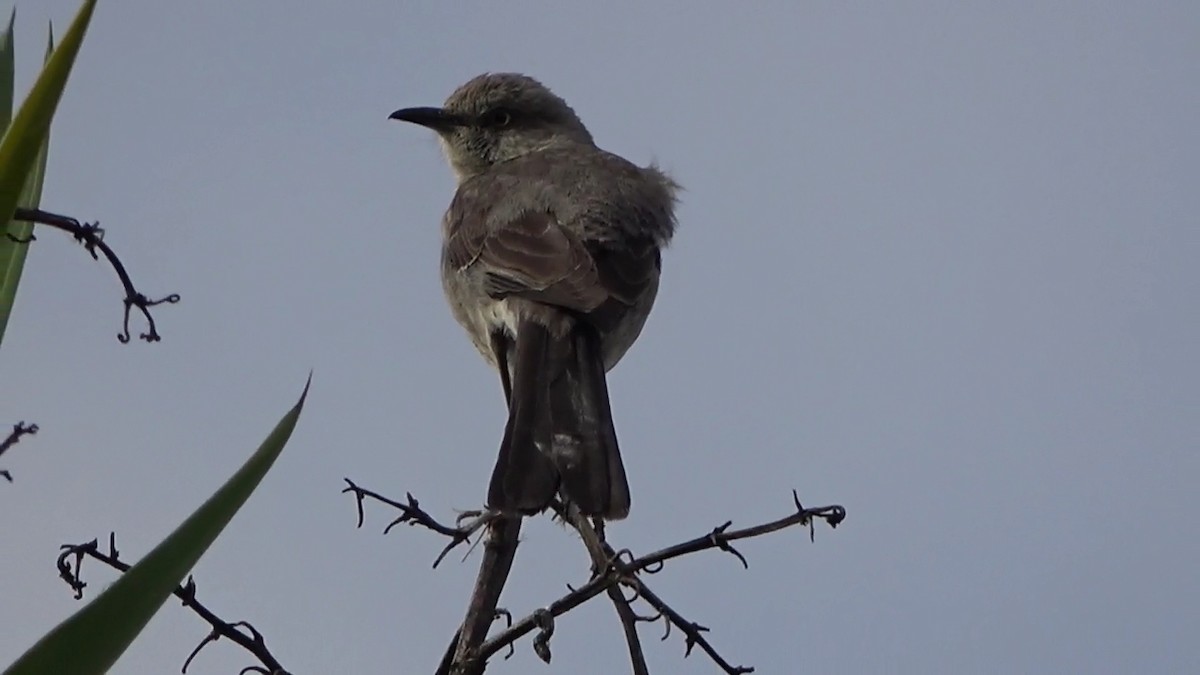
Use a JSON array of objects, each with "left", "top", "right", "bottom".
[
  {"left": 0, "top": 8, "right": 15, "bottom": 131},
  {"left": 3, "top": 376, "right": 312, "bottom": 675},
  {"left": 0, "top": 0, "right": 92, "bottom": 219},
  {"left": 0, "top": 19, "right": 56, "bottom": 343}
]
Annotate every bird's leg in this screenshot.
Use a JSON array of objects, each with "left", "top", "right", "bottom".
[
  {"left": 454, "top": 507, "right": 505, "bottom": 538},
  {"left": 490, "top": 330, "right": 513, "bottom": 406}
]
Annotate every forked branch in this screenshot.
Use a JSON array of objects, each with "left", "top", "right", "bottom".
[
  {"left": 10, "top": 207, "right": 180, "bottom": 342},
  {"left": 56, "top": 533, "right": 289, "bottom": 674},
  {"left": 346, "top": 480, "right": 845, "bottom": 674}
]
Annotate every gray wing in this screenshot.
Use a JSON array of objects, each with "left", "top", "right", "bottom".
[{"left": 446, "top": 209, "right": 660, "bottom": 330}]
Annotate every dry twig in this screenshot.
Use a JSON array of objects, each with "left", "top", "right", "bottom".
[
  {"left": 347, "top": 480, "right": 845, "bottom": 674},
  {"left": 56, "top": 533, "right": 289, "bottom": 674},
  {"left": 0, "top": 421, "right": 38, "bottom": 482},
  {"left": 343, "top": 478, "right": 527, "bottom": 675},
  {"left": 342, "top": 478, "right": 492, "bottom": 568},
  {"left": 560, "top": 506, "right": 649, "bottom": 675},
  {"left": 10, "top": 207, "right": 180, "bottom": 343}
]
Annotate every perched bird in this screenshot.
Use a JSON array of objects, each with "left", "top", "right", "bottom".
[{"left": 390, "top": 73, "right": 678, "bottom": 519}]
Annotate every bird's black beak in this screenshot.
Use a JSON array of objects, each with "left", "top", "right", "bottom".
[{"left": 388, "top": 106, "right": 466, "bottom": 131}]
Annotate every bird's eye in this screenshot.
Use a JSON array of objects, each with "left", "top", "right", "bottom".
[{"left": 484, "top": 108, "right": 513, "bottom": 128}]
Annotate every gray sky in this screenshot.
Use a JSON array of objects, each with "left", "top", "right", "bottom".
[{"left": 3, "top": 2, "right": 1197, "bottom": 673}]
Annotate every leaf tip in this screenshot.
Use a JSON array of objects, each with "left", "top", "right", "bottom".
[{"left": 299, "top": 370, "right": 314, "bottom": 404}]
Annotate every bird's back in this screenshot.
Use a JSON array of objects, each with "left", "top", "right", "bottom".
[
  {"left": 445, "top": 144, "right": 677, "bottom": 248},
  {"left": 441, "top": 143, "right": 678, "bottom": 371}
]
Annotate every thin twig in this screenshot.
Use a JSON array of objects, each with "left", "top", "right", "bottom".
[
  {"left": 11, "top": 207, "right": 180, "bottom": 343},
  {"left": 628, "top": 579, "right": 752, "bottom": 674},
  {"left": 559, "top": 504, "right": 649, "bottom": 675},
  {"left": 627, "top": 492, "right": 846, "bottom": 574},
  {"left": 474, "top": 562, "right": 619, "bottom": 662},
  {"left": 556, "top": 501, "right": 748, "bottom": 673},
  {"left": 341, "top": 480, "right": 527, "bottom": 674},
  {"left": 0, "top": 421, "right": 38, "bottom": 482},
  {"left": 56, "top": 533, "right": 289, "bottom": 674},
  {"left": 342, "top": 478, "right": 488, "bottom": 568}
]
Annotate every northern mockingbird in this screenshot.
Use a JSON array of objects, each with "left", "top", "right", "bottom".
[{"left": 391, "top": 73, "right": 678, "bottom": 519}]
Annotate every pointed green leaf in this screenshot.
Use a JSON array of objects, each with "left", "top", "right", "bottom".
[
  {"left": 0, "top": 21, "right": 56, "bottom": 343},
  {"left": 0, "top": 8, "right": 15, "bottom": 131},
  {"left": 3, "top": 376, "right": 312, "bottom": 675},
  {"left": 0, "top": 0, "right": 94, "bottom": 224}
]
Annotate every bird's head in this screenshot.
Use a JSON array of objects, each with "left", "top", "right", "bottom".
[{"left": 390, "top": 73, "right": 594, "bottom": 178}]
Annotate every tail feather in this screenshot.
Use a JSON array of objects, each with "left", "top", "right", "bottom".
[
  {"left": 488, "top": 319, "right": 631, "bottom": 520},
  {"left": 548, "top": 326, "right": 631, "bottom": 519},
  {"left": 487, "top": 321, "right": 560, "bottom": 514}
]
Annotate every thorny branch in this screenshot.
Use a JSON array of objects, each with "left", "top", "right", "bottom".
[
  {"left": 342, "top": 478, "right": 490, "bottom": 568},
  {"left": 446, "top": 515, "right": 523, "bottom": 675},
  {"left": 561, "top": 506, "right": 649, "bottom": 675},
  {"left": 626, "top": 577, "right": 746, "bottom": 673},
  {"left": 343, "top": 478, "right": 526, "bottom": 675},
  {"left": 0, "top": 420, "right": 38, "bottom": 482},
  {"left": 10, "top": 207, "right": 180, "bottom": 343},
  {"left": 347, "top": 481, "right": 845, "bottom": 674},
  {"left": 56, "top": 533, "right": 289, "bottom": 675}
]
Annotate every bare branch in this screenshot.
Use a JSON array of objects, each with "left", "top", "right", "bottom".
[
  {"left": 11, "top": 207, "right": 180, "bottom": 343},
  {"left": 56, "top": 533, "right": 289, "bottom": 674},
  {"left": 474, "top": 563, "right": 618, "bottom": 662},
  {"left": 553, "top": 501, "right": 749, "bottom": 673},
  {"left": 341, "top": 477, "right": 491, "bottom": 568},
  {"left": 443, "top": 515, "right": 523, "bottom": 675},
  {"left": 628, "top": 493, "right": 846, "bottom": 574},
  {"left": 478, "top": 493, "right": 845, "bottom": 672},
  {"left": 0, "top": 421, "right": 38, "bottom": 482},
  {"left": 561, "top": 506, "right": 649, "bottom": 675},
  {"left": 344, "top": 479, "right": 845, "bottom": 674},
  {"left": 342, "top": 482, "right": 529, "bottom": 675},
  {"left": 629, "top": 580, "right": 753, "bottom": 674}
]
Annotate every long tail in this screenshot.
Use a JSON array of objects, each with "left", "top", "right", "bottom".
[
  {"left": 548, "top": 325, "right": 630, "bottom": 519},
  {"left": 488, "top": 321, "right": 560, "bottom": 514},
  {"left": 487, "top": 320, "right": 631, "bottom": 520}
]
